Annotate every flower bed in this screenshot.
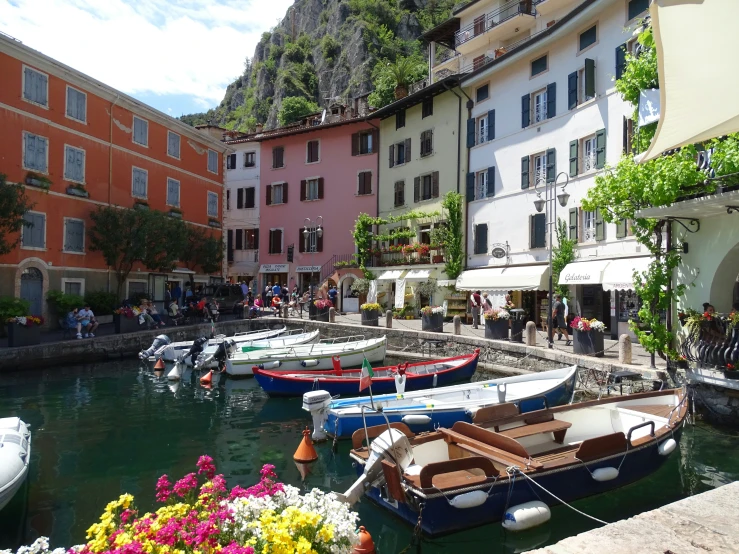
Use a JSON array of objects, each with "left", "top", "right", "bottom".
[
  {"left": 420, "top": 306, "right": 444, "bottom": 332},
  {"left": 360, "top": 303, "right": 381, "bottom": 327},
  {"left": 6, "top": 316, "right": 43, "bottom": 347},
  {"left": 570, "top": 317, "right": 605, "bottom": 357}
]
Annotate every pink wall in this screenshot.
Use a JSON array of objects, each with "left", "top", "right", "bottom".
[{"left": 258, "top": 120, "right": 378, "bottom": 289}]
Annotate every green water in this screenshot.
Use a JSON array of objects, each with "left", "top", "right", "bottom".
[{"left": 1, "top": 359, "right": 738, "bottom": 554}]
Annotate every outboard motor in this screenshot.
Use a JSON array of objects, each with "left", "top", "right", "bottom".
[
  {"left": 139, "top": 335, "right": 171, "bottom": 360},
  {"left": 182, "top": 336, "right": 209, "bottom": 367},
  {"left": 197, "top": 339, "right": 236, "bottom": 372},
  {"left": 302, "top": 390, "right": 333, "bottom": 440}
]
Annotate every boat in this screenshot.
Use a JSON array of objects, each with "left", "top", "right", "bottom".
[
  {"left": 225, "top": 335, "right": 387, "bottom": 377},
  {"left": 193, "top": 330, "right": 320, "bottom": 369},
  {"left": 155, "top": 326, "right": 287, "bottom": 362},
  {"left": 254, "top": 350, "right": 480, "bottom": 397},
  {"left": 340, "top": 387, "right": 688, "bottom": 536},
  {"left": 305, "top": 365, "right": 578, "bottom": 440},
  {"left": 0, "top": 417, "right": 31, "bottom": 511}
]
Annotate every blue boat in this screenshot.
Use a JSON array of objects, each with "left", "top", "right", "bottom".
[
  {"left": 308, "top": 365, "right": 579, "bottom": 440},
  {"left": 254, "top": 351, "right": 480, "bottom": 397},
  {"left": 341, "top": 388, "right": 688, "bottom": 536}
]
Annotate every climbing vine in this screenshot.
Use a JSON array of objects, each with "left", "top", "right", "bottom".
[
  {"left": 440, "top": 192, "right": 463, "bottom": 280},
  {"left": 552, "top": 219, "right": 577, "bottom": 299}
]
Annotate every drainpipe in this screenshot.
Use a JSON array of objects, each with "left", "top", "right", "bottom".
[
  {"left": 366, "top": 118, "right": 381, "bottom": 258},
  {"left": 108, "top": 94, "right": 121, "bottom": 294}
]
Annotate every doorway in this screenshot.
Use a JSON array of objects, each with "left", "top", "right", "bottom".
[{"left": 20, "top": 267, "right": 43, "bottom": 316}]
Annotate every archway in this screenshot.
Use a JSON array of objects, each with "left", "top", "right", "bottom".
[
  {"left": 338, "top": 274, "right": 357, "bottom": 313},
  {"left": 20, "top": 268, "right": 43, "bottom": 316},
  {"left": 709, "top": 242, "right": 739, "bottom": 312}
]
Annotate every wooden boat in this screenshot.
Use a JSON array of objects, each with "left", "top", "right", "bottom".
[
  {"left": 342, "top": 387, "right": 688, "bottom": 536},
  {"left": 0, "top": 417, "right": 31, "bottom": 511},
  {"left": 193, "top": 330, "right": 320, "bottom": 369},
  {"left": 157, "top": 326, "right": 286, "bottom": 362},
  {"left": 311, "top": 365, "right": 578, "bottom": 440},
  {"left": 254, "top": 351, "right": 480, "bottom": 397},
  {"left": 225, "top": 336, "right": 387, "bottom": 377}
]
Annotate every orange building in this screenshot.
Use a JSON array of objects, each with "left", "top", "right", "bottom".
[{"left": 0, "top": 33, "right": 230, "bottom": 320}]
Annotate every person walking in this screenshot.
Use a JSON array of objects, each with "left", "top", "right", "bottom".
[
  {"left": 470, "top": 290, "right": 483, "bottom": 327},
  {"left": 553, "top": 294, "right": 571, "bottom": 346},
  {"left": 240, "top": 281, "right": 248, "bottom": 301},
  {"left": 173, "top": 283, "right": 182, "bottom": 307}
]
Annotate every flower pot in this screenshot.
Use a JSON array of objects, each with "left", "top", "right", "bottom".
[
  {"left": 572, "top": 329, "right": 604, "bottom": 357},
  {"left": 723, "top": 370, "right": 739, "bottom": 380},
  {"left": 114, "top": 313, "right": 142, "bottom": 334},
  {"left": 394, "top": 85, "right": 408, "bottom": 100},
  {"left": 432, "top": 255, "right": 444, "bottom": 264},
  {"left": 510, "top": 319, "right": 524, "bottom": 343},
  {"left": 421, "top": 313, "right": 444, "bottom": 333},
  {"left": 66, "top": 185, "right": 89, "bottom": 198},
  {"left": 485, "top": 318, "right": 509, "bottom": 340},
  {"left": 6, "top": 323, "right": 41, "bottom": 347},
  {"left": 361, "top": 309, "right": 379, "bottom": 327},
  {"left": 405, "top": 315, "right": 414, "bottom": 320},
  {"left": 314, "top": 307, "right": 330, "bottom": 322}
]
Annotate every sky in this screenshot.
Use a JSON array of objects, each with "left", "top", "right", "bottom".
[{"left": 0, "top": 0, "right": 295, "bottom": 117}]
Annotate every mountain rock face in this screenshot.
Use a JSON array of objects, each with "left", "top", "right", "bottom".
[{"left": 181, "top": 0, "right": 459, "bottom": 131}]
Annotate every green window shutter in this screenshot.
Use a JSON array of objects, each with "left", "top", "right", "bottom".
[
  {"left": 595, "top": 209, "right": 605, "bottom": 241},
  {"left": 531, "top": 214, "right": 546, "bottom": 248},
  {"left": 487, "top": 110, "right": 495, "bottom": 140},
  {"left": 569, "top": 140, "right": 578, "bottom": 177},
  {"left": 595, "top": 128, "right": 606, "bottom": 169},
  {"left": 567, "top": 71, "right": 578, "bottom": 110},
  {"left": 521, "top": 94, "right": 530, "bottom": 128},
  {"left": 615, "top": 43, "right": 627, "bottom": 80},
  {"left": 546, "top": 148, "right": 556, "bottom": 184},
  {"left": 569, "top": 207, "right": 579, "bottom": 241},
  {"left": 584, "top": 58, "right": 595, "bottom": 99},
  {"left": 521, "top": 156, "right": 529, "bottom": 189},
  {"left": 486, "top": 166, "right": 495, "bottom": 197},
  {"left": 466, "top": 118, "right": 476, "bottom": 148},
  {"left": 616, "top": 219, "right": 627, "bottom": 239},
  {"left": 546, "top": 82, "right": 556, "bottom": 119},
  {"left": 414, "top": 176, "right": 420, "bottom": 203},
  {"left": 466, "top": 172, "right": 475, "bottom": 202},
  {"left": 389, "top": 144, "right": 395, "bottom": 168}
]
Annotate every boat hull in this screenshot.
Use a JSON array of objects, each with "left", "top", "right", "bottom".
[
  {"left": 160, "top": 327, "right": 285, "bottom": 361},
  {"left": 194, "top": 331, "right": 320, "bottom": 369},
  {"left": 0, "top": 418, "right": 31, "bottom": 512}
]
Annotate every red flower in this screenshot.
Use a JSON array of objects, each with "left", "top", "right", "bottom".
[{"left": 727, "top": 363, "right": 735, "bottom": 371}]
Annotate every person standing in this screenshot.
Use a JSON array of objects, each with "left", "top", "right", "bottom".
[
  {"left": 471, "top": 290, "right": 483, "bottom": 327},
  {"left": 328, "top": 285, "right": 338, "bottom": 307},
  {"left": 272, "top": 282, "right": 282, "bottom": 299},
  {"left": 173, "top": 283, "right": 182, "bottom": 306},
  {"left": 553, "top": 294, "right": 571, "bottom": 346},
  {"left": 240, "top": 281, "right": 248, "bottom": 301}
]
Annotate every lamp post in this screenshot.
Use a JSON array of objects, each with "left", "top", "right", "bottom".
[
  {"left": 303, "top": 216, "right": 323, "bottom": 319},
  {"left": 533, "top": 172, "right": 570, "bottom": 348}
]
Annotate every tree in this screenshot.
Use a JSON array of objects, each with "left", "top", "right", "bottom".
[
  {"left": 441, "top": 192, "right": 464, "bottom": 280},
  {"left": 180, "top": 226, "right": 224, "bottom": 275},
  {"left": 277, "top": 96, "right": 320, "bottom": 126},
  {"left": 142, "top": 213, "right": 187, "bottom": 273},
  {"left": 367, "top": 54, "right": 427, "bottom": 109},
  {"left": 0, "top": 174, "right": 35, "bottom": 255}
]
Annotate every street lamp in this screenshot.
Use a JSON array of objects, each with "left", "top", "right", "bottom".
[
  {"left": 533, "top": 172, "right": 569, "bottom": 348},
  {"left": 303, "top": 216, "right": 323, "bottom": 319}
]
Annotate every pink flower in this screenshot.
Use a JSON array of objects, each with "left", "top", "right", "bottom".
[
  {"left": 196, "top": 455, "right": 216, "bottom": 480},
  {"left": 155, "top": 475, "right": 172, "bottom": 503},
  {"left": 120, "top": 509, "right": 136, "bottom": 525},
  {"left": 221, "top": 543, "right": 255, "bottom": 554},
  {"left": 173, "top": 473, "right": 198, "bottom": 498},
  {"left": 200, "top": 474, "right": 227, "bottom": 498}
]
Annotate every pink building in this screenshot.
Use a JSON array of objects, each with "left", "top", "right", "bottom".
[{"left": 256, "top": 105, "right": 378, "bottom": 300}]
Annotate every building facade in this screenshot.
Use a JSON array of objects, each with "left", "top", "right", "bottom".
[{"left": 0, "top": 33, "right": 229, "bottom": 320}]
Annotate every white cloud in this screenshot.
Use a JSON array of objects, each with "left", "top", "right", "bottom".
[{"left": 0, "top": 0, "right": 294, "bottom": 110}]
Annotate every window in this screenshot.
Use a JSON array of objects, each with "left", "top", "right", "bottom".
[
  {"left": 66, "top": 87, "right": 86, "bottom": 123},
  {"left": 521, "top": 150, "right": 554, "bottom": 189},
  {"left": 476, "top": 84, "right": 489, "bottom": 103},
  {"left": 568, "top": 60, "right": 595, "bottom": 108},
  {"left": 522, "top": 84, "right": 555, "bottom": 127},
  {"left": 358, "top": 171, "right": 372, "bottom": 195},
  {"left": 128, "top": 281, "right": 148, "bottom": 298},
  {"left": 133, "top": 117, "right": 148, "bottom": 146},
  {"left": 570, "top": 129, "right": 606, "bottom": 176},
  {"left": 168, "top": 132, "right": 181, "bottom": 159},
  {"left": 208, "top": 150, "right": 218, "bottom": 173},
  {"left": 207, "top": 191, "right": 218, "bottom": 217},
  {"left": 422, "top": 97, "right": 433, "bottom": 118},
  {"left": 531, "top": 54, "right": 548, "bottom": 77},
  {"left": 530, "top": 213, "right": 546, "bottom": 248},
  {"left": 22, "top": 212, "right": 46, "bottom": 249},
  {"left": 628, "top": 0, "right": 649, "bottom": 21},
  {"left": 268, "top": 229, "right": 283, "bottom": 254},
  {"left": 226, "top": 190, "right": 230, "bottom": 210},
  {"left": 245, "top": 151, "right": 256, "bottom": 167},
  {"left": 616, "top": 38, "right": 638, "bottom": 80},
  {"left": 396, "top": 110, "right": 406, "bottom": 130},
  {"left": 414, "top": 172, "right": 439, "bottom": 202},
  {"left": 244, "top": 187, "right": 255, "bottom": 208},
  {"left": 419, "top": 224, "right": 432, "bottom": 245},
  {"left": 63, "top": 218, "right": 85, "bottom": 253},
  {"left": 272, "top": 146, "right": 285, "bottom": 168},
  {"left": 473, "top": 15, "right": 485, "bottom": 36},
  {"left": 23, "top": 66, "right": 48, "bottom": 107},
  {"left": 245, "top": 229, "right": 259, "bottom": 250},
  {"left": 420, "top": 130, "right": 433, "bottom": 157},
  {"left": 23, "top": 132, "right": 48, "bottom": 173},
  {"left": 579, "top": 25, "right": 597, "bottom": 52},
  {"left": 307, "top": 140, "right": 320, "bottom": 163},
  {"left": 394, "top": 180, "right": 405, "bottom": 207},
  {"left": 475, "top": 170, "right": 488, "bottom": 200},
  {"left": 390, "top": 139, "right": 410, "bottom": 167},
  {"left": 352, "top": 130, "right": 375, "bottom": 155},
  {"left": 226, "top": 153, "right": 237, "bottom": 170},
  {"left": 473, "top": 223, "right": 488, "bottom": 255},
  {"left": 235, "top": 229, "right": 243, "bottom": 250},
  {"left": 132, "top": 167, "right": 148, "bottom": 199},
  {"left": 477, "top": 115, "right": 488, "bottom": 144},
  {"left": 307, "top": 178, "right": 320, "bottom": 200},
  {"left": 582, "top": 210, "right": 597, "bottom": 242},
  {"left": 64, "top": 145, "right": 85, "bottom": 183},
  {"left": 167, "top": 178, "right": 180, "bottom": 207},
  {"left": 267, "top": 182, "right": 287, "bottom": 205},
  {"left": 533, "top": 89, "right": 547, "bottom": 123},
  {"left": 473, "top": 55, "right": 486, "bottom": 71},
  {"left": 581, "top": 135, "right": 597, "bottom": 172},
  {"left": 63, "top": 279, "right": 84, "bottom": 296},
  {"left": 532, "top": 152, "right": 547, "bottom": 186}
]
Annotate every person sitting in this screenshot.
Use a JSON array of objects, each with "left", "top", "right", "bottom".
[
  {"left": 168, "top": 300, "right": 184, "bottom": 325},
  {"left": 137, "top": 300, "right": 157, "bottom": 328},
  {"left": 253, "top": 296, "right": 264, "bottom": 317},
  {"left": 206, "top": 299, "right": 220, "bottom": 322},
  {"left": 67, "top": 307, "right": 83, "bottom": 339},
  {"left": 146, "top": 301, "right": 165, "bottom": 327},
  {"left": 271, "top": 294, "right": 282, "bottom": 315}
]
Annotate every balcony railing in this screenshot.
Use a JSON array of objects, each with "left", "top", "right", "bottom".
[
  {"left": 409, "top": 78, "right": 431, "bottom": 95},
  {"left": 455, "top": 0, "right": 537, "bottom": 48},
  {"left": 368, "top": 247, "right": 446, "bottom": 268},
  {"left": 679, "top": 316, "right": 739, "bottom": 370},
  {"left": 458, "top": 27, "right": 547, "bottom": 74}
]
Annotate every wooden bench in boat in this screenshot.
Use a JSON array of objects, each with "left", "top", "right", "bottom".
[
  {"left": 442, "top": 422, "right": 543, "bottom": 469},
  {"left": 472, "top": 402, "right": 572, "bottom": 443},
  {"left": 498, "top": 419, "right": 572, "bottom": 443}
]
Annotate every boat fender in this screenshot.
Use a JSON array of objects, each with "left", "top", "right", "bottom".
[
  {"left": 497, "top": 383, "right": 507, "bottom": 403},
  {"left": 301, "top": 359, "right": 319, "bottom": 367},
  {"left": 502, "top": 501, "right": 551, "bottom": 531},
  {"left": 591, "top": 467, "right": 619, "bottom": 482},
  {"left": 658, "top": 438, "right": 676, "bottom": 456},
  {"left": 259, "top": 361, "right": 281, "bottom": 369},
  {"left": 449, "top": 490, "right": 488, "bottom": 509},
  {"left": 167, "top": 363, "right": 183, "bottom": 381},
  {"left": 395, "top": 373, "right": 406, "bottom": 395},
  {"left": 433, "top": 373, "right": 438, "bottom": 387},
  {"left": 402, "top": 415, "right": 431, "bottom": 426},
  {"left": 466, "top": 407, "right": 479, "bottom": 419}
]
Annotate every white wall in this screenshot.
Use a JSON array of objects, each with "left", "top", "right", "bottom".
[{"left": 224, "top": 140, "right": 260, "bottom": 276}]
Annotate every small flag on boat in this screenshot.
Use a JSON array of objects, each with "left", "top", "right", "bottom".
[
  {"left": 359, "top": 356, "right": 374, "bottom": 392},
  {"left": 332, "top": 355, "right": 343, "bottom": 376}
]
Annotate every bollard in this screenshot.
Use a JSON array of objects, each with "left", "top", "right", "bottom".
[
  {"left": 385, "top": 310, "right": 393, "bottom": 329},
  {"left": 453, "top": 315, "right": 461, "bottom": 335},
  {"left": 525, "top": 321, "right": 537, "bottom": 346},
  {"left": 619, "top": 334, "right": 632, "bottom": 364},
  {"left": 473, "top": 307, "right": 479, "bottom": 329},
  {"left": 282, "top": 305, "right": 289, "bottom": 319},
  {"left": 329, "top": 307, "right": 335, "bottom": 323}
]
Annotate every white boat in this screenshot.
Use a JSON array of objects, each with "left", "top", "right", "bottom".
[
  {"left": 193, "top": 330, "right": 320, "bottom": 369},
  {"left": 0, "top": 417, "right": 31, "bottom": 511},
  {"left": 156, "top": 326, "right": 287, "bottom": 362},
  {"left": 225, "top": 335, "right": 387, "bottom": 377}
]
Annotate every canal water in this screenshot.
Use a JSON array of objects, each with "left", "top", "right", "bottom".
[{"left": 1, "top": 358, "right": 738, "bottom": 553}]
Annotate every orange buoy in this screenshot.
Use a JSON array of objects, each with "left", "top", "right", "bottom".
[
  {"left": 200, "top": 370, "right": 213, "bottom": 385},
  {"left": 293, "top": 427, "right": 318, "bottom": 463},
  {"left": 294, "top": 460, "right": 313, "bottom": 481},
  {"left": 352, "top": 526, "right": 376, "bottom": 554},
  {"left": 154, "top": 357, "right": 165, "bottom": 370}
]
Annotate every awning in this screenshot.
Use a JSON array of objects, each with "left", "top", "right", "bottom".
[
  {"left": 639, "top": 0, "right": 739, "bottom": 162},
  {"left": 602, "top": 257, "right": 652, "bottom": 291},
  {"left": 636, "top": 189, "right": 739, "bottom": 219},
  {"left": 559, "top": 260, "right": 611, "bottom": 286},
  {"left": 455, "top": 265, "right": 549, "bottom": 291},
  {"left": 377, "top": 269, "right": 406, "bottom": 281},
  {"left": 405, "top": 268, "right": 433, "bottom": 281},
  {"left": 259, "top": 264, "right": 289, "bottom": 273}
]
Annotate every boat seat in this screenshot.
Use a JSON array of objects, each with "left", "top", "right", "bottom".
[
  {"left": 498, "top": 420, "right": 572, "bottom": 444},
  {"left": 444, "top": 422, "right": 542, "bottom": 469}
]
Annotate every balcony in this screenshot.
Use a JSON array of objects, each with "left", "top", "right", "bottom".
[
  {"left": 679, "top": 314, "right": 738, "bottom": 373},
  {"left": 367, "top": 245, "right": 446, "bottom": 268},
  {"left": 231, "top": 249, "right": 259, "bottom": 264},
  {"left": 458, "top": 27, "right": 546, "bottom": 74},
  {"left": 535, "top": 0, "right": 577, "bottom": 16},
  {"left": 455, "top": 0, "right": 537, "bottom": 55}
]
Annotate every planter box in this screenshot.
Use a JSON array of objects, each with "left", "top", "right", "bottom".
[
  {"left": 114, "top": 313, "right": 142, "bottom": 334},
  {"left": 421, "top": 313, "right": 444, "bottom": 333},
  {"left": 66, "top": 185, "right": 89, "bottom": 198},
  {"left": 724, "top": 370, "right": 739, "bottom": 380},
  {"left": 314, "top": 307, "right": 330, "bottom": 322},
  {"left": 26, "top": 177, "right": 50, "bottom": 189},
  {"left": 573, "top": 329, "right": 604, "bottom": 357},
  {"left": 134, "top": 203, "right": 149, "bottom": 211},
  {"left": 485, "top": 318, "right": 509, "bottom": 340},
  {"left": 97, "top": 314, "right": 113, "bottom": 325},
  {"left": 361, "top": 309, "right": 379, "bottom": 327},
  {"left": 510, "top": 319, "right": 524, "bottom": 343},
  {"left": 169, "top": 210, "right": 183, "bottom": 219},
  {"left": 7, "top": 323, "right": 41, "bottom": 347},
  {"left": 208, "top": 220, "right": 221, "bottom": 229},
  {"left": 432, "top": 255, "right": 444, "bottom": 264}
]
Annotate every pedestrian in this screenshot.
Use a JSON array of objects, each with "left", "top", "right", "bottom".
[
  {"left": 185, "top": 282, "right": 193, "bottom": 302},
  {"left": 240, "top": 281, "right": 248, "bottom": 301},
  {"left": 266, "top": 284, "right": 273, "bottom": 306},
  {"left": 281, "top": 283, "right": 289, "bottom": 303},
  {"left": 470, "top": 290, "right": 483, "bottom": 326},
  {"left": 78, "top": 304, "right": 99, "bottom": 337},
  {"left": 272, "top": 281, "right": 282, "bottom": 299},
  {"left": 328, "top": 285, "right": 338, "bottom": 307},
  {"left": 553, "top": 294, "right": 571, "bottom": 346},
  {"left": 173, "top": 283, "right": 182, "bottom": 306},
  {"left": 482, "top": 292, "right": 493, "bottom": 310}
]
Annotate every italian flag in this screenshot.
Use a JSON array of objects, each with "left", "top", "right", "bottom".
[{"left": 359, "top": 357, "right": 374, "bottom": 392}]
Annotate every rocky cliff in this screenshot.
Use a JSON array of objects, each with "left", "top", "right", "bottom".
[{"left": 181, "top": 0, "right": 459, "bottom": 131}]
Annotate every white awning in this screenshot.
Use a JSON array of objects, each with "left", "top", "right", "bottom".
[
  {"left": 639, "top": 0, "right": 739, "bottom": 162},
  {"left": 602, "top": 257, "right": 652, "bottom": 291},
  {"left": 559, "top": 260, "right": 611, "bottom": 286},
  {"left": 405, "top": 268, "right": 433, "bottom": 281},
  {"left": 377, "top": 269, "right": 406, "bottom": 281},
  {"left": 636, "top": 189, "right": 739, "bottom": 219},
  {"left": 456, "top": 265, "right": 549, "bottom": 291}
]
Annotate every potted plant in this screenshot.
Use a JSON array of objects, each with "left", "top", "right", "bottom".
[
  {"left": 725, "top": 363, "right": 739, "bottom": 380},
  {"left": 483, "top": 308, "right": 510, "bottom": 340},
  {"left": 25, "top": 172, "right": 52, "bottom": 189},
  {"left": 114, "top": 306, "right": 143, "bottom": 334},
  {"left": 570, "top": 317, "right": 606, "bottom": 357},
  {"left": 66, "top": 183, "right": 89, "bottom": 198},
  {"left": 351, "top": 278, "right": 371, "bottom": 307},
  {"left": 389, "top": 57, "right": 417, "bottom": 100},
  {"left": 360, "top": 302, "right": 381, "bottom": 327},
  {"left": 169, "top": 207, "right": 183, "bottom": 219},
  {"left": 134, "top": 199, "right": 149, "bottom": 210},
  {"left": 313, "top": 298, "right": 333, "bottom": 322},
  {"left": 208, "top": 219, "right": 221, "bottom": 229},
  {"left": 6, "top": 315, "right": 43, "bottom": 347},
  {"left": 421, "top": 305, "right": 444, "bottom": 332}
]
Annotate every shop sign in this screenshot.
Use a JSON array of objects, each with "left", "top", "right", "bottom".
[
  {"left": 489, "top": 242, "right": 509, "bottom": 265},
  {"left": 259, "top": 264, "right": 289, "bottom": 273},
  {"left": 563, "top": 272, "right": 592, "bottom": 282},
  {"left": 295, "top": 265, "right": 321, "bottom": 273}
]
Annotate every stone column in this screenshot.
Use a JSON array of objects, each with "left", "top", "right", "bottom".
[
  {"left": 453, "top": 315, "right": 461, "bottom": 335},
  {"left": 385, "top": 310, "right": 393, "bottom": 329},
  {"left": 525, "top": 321, "right": 537, "bottom": 346},
  {"left": 329, "top": 307, "right": 335, "bottom": 323},
  {"left": 619, "top": 334, "right": 632, "bottom": 364}
]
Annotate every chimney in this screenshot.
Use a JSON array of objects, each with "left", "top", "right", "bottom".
[{"left": 255, "top": 123, "right": 264, "bottom": 133}]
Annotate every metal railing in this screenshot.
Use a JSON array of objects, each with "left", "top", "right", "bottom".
[
  {"left": 458, "top": 27, "right": 547, "bottom": 74},
  {"left": 319, "top": 253, "right": 357, "bottom": 284},
  {"left": 455, "top": 0, "right": 537, "bottom": 48},
  {"left": 409, "top": 78, "right": 431, "bottom": 95}
]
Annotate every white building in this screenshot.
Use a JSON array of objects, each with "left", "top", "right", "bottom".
[
  {"left": 425, "top": 0, "right": 651, "bottom": 337},
  {"left": 223, "top": 134, "right": 261, "bottom": 284}
]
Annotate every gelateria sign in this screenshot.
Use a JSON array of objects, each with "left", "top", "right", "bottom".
[
  {"left": 295, "top": 265, "right": 321, "bottom": 273},
  {"left": 259, "top": 264, "right": 289, "bottom": 273}
]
